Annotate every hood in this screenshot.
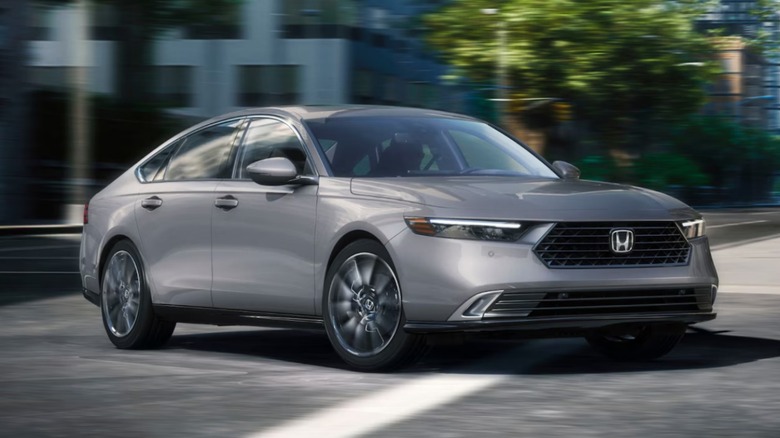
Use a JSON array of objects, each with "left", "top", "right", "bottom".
[{"left": 350, "top": 177, "right": 698, "bottom": 221}]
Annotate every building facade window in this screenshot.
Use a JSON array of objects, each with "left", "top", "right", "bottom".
[
  {"left": 155, "top": 66, "right": 193, "bottom": 108},
  {"left": 90, "top": 3, "right": 118, "bottom": 40},
  {"left": 30, "top": 66, "right": 70, "bottom": 91},
  {"left": 183, "top": 23, "right": 242, "bottom": 40},
  {"left": 237, "top": 65, "right": 300, "bottom": 107},
  {"left": 30, "top": 3, "right": 52, "bottom": 41},
  {"left": 282, "top": 0, "right": 356, "bottom": 39},
  {"left": 381, "top": 75, "right": 402, "bottom": 105},
  {"left": 351, "top": 69, "right": 375, "bottom": 104}
]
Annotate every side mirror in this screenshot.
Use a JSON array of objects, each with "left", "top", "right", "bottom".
[
  {"left": 246, "top": 157, "right": 299, "bottom": 186},
  {"left": 552, "top": 160, "right": 581, "bottom": 180}
]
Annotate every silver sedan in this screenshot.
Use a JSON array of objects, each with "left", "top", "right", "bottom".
[{"left": 80, "top": 106, "right": 718, "bottom": 371}]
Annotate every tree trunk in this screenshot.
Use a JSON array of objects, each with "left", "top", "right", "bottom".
[{"left": 65, "top": 0, "right": 91, "bottom": 222}]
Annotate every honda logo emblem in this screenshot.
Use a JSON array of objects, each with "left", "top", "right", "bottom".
[{"left": 610, "top": 229, "right": 634, "bottom": 253}]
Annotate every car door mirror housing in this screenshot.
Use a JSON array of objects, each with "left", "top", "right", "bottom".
[
  {"left": 552, "top": 160, "right": 581, "bottom": 180},
  {"left": 246, "top": 157, "right": 300, "bottom": 186}
]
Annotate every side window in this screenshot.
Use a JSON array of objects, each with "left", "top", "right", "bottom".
[
  {"left": 165, "top": 120, "right": 241, "bottom": 181},
  {"left": 237, "top": 119, "right": 312, "bottom": 178},
  {"left": 138, "top": 140, "right": 179, "bottom": 182}
]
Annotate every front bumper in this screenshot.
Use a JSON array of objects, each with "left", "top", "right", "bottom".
[
  {"left": 405, "top": 311, "right": 716, "bottom": 334},
  {"left": 386, "top": 227, "right": 719, "bottom": 323},
  {"left": 83, "top": 287, "right": 100, "bottom": 307}
]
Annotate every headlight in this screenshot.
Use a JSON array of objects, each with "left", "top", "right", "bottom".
[
  {"left": 679, "top": 218, "right": 706, "bottom": 239},
  {"left": 405, "top": 217, "right": 526, "bottom": 242}
]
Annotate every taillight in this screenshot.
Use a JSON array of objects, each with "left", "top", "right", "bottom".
[{"left": 83, "top": 203, "right": 89, "bottom": 225}]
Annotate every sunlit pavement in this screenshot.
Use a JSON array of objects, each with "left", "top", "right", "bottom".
[{"left": 0, "top": 211, "right": 779, "bottom": 438}]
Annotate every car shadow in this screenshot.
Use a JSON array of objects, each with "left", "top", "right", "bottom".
[
  {"left": 520, "top": 332, "right": 780, "bottom": 376},
  {"left": 167, "top": 329, "right": 350, "bottom": 370},
  {"left": 424, "top": 332, "right": 780, "bottom": 375},
  {"left": 165, "top": 328, "right": 780, "bottom": 375}
]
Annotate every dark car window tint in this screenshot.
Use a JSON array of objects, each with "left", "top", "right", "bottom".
[
  {"left": 306, "top": 116, "right": 556, "bottom": 178},
  {"left": 238, "top": 119, "right": 312, "bottom": 178},
  {"left": 165, "top": 121, "right": 240, "bottom": 181},
  {"left": 352, "top": 155, "right": 371, "bottom": 176},
  {"left": 138, "top": 140, "right": 178, "bottom": 182}
]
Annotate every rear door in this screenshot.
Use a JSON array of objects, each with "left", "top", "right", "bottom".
[
  {"left": 211, "top": 117, "right": 318, "bottom": 314},
  {"left": 135, "top": 119, "right": 244, "bottom": 307}
]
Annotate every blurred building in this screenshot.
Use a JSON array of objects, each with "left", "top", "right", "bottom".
[
  {"left": 0, "top": 0, "right": 31, "bottom": 223},
  {"left": 27, "top": 0, "right": 460, "bottom": 120},
  {"left": 698, "top": 0, "right": 780, "bottom": 131}
]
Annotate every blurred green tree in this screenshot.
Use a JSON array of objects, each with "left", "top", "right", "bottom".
[
  {"left": 669, "top": 115, "right": 780, "bottom": 202},
  {"left": 424, "top": 0, "right": 721, "bottom": 150},
  {"left": 42, "top": 0, "right": 243, "bottom": 105}
]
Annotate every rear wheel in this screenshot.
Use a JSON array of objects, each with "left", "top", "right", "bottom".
[
  {"left": 101, "top": 240, "right": 175, "bottom": 349},
  {"left": 586, "top": 323, "right": 686, "bottom": 361},
  {"left": 323, "top": 239, "right": 427, "bottom": 371}
]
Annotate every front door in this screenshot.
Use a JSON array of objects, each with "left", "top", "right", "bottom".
[{"left": 211, "top": 118, "right": 318, "bottom": 315}]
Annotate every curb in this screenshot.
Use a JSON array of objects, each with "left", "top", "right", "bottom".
[{"left": 0, "top": 224, "right": 83, "bottom": 236}]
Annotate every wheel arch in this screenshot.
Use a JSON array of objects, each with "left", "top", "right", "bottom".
[
  {"left": 98, "top": 234, "right": 134, "bottom": 284},
  {"left": 326, "top": 230, "right": 384, "bottom": 273},
  {"left": 315, "top": 229, "right": 385, "bottom": 316}
]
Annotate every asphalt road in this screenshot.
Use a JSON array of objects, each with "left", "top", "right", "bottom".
[{"left": 1, "top": 209, "right": 779, "bottom": 438}]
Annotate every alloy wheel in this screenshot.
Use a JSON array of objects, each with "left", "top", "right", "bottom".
[
  {"left": 328, "top": 252, "right": 402, "bottom": 357},
  {"left": 101, "top": 250, "right": 141, "bottom": 338}
]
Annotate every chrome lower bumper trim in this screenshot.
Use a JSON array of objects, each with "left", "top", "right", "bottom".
[{"left": 404, "top": 312, "right": 716, "bottom": 334}]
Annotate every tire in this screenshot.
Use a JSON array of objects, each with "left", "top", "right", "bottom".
[
  {"left": 323, "top": 239, "right": 427, "bottom": 371},
  {"left": 586, "top": 323, "right": 687, "bottom": 362},
  {"left": 100, "top": 240, "right": 175, "bottom": 349}
]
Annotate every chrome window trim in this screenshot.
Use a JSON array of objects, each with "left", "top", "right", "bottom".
[
  {"left": 134, "top": 116, "right": 247, "bottom": 184},
  {"left": 230, "top": 114, "right": 321, "bottom": 181}
]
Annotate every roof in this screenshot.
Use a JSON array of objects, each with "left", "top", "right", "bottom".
[{"left": 213, "top": 105, "right": 476, "bottom": 123}]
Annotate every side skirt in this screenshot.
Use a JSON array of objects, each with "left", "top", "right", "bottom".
[
  {"left": 83, "top": 288, "right": 100, "bottom": 307},
  {"left": 153, "top": 305, "right": 324, "bottom": 331}
]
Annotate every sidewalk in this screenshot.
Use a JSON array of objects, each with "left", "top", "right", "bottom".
[{"left": 713, "top": 236, "right": 780, "bottom": 295}]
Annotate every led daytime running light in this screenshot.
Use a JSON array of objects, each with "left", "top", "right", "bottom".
[
  {"left": 428, "top": 218, "right": 522, "bottom": 229},
  {"left": 680, "top": 218, "right": 705, "bottom": 239},
  {"left": 405, "top": 217, "right": 525, "bottom": 242}
]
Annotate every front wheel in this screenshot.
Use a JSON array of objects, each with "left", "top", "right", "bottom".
[
  {"left": 586, "top": 323, "right": 687, "bottom": 361},
  {"left": 101, "top": 240, "right": 175, "bottom": 349},
  {"left": 323, "top": 239, "right": 427, "bottom": 371}
]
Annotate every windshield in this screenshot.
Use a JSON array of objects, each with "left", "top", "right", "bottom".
[{"left": 305, "top": 116, "right": 558, "bottom": 178}]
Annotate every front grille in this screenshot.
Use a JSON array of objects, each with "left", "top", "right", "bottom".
[
  {"left": 485, "top": 288, "right": 710, "bottom": 319},
  {"left": 534, "top": 222, "right": 690, "bottom": 268}
]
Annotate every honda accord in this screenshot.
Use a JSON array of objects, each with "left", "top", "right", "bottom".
[{"left": 80, "top": 106, "right": 718, "bottom": 371}]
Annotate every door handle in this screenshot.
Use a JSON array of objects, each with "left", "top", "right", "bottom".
[
  {"left": 141, "top": 196, "right": 163, "bottom": 211},
  {"left": 214, "top": 195, "right": 239, "bottom": 210}
]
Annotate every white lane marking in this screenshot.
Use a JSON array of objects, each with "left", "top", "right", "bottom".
[
  {"left": 0, "top": 271, "right": 79, "bottom": 274},
  {"left": 247, "top": 340, "right": 569, "bottom": 438},
  {"left": 249, "top": 374, "right": 500, "bottom": 438},
  {"left": 22, "top": 233, "right": 82, "bottom": 239},
  {"left": 708, "top": 220, "right": 768, "bottom": 229}
]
